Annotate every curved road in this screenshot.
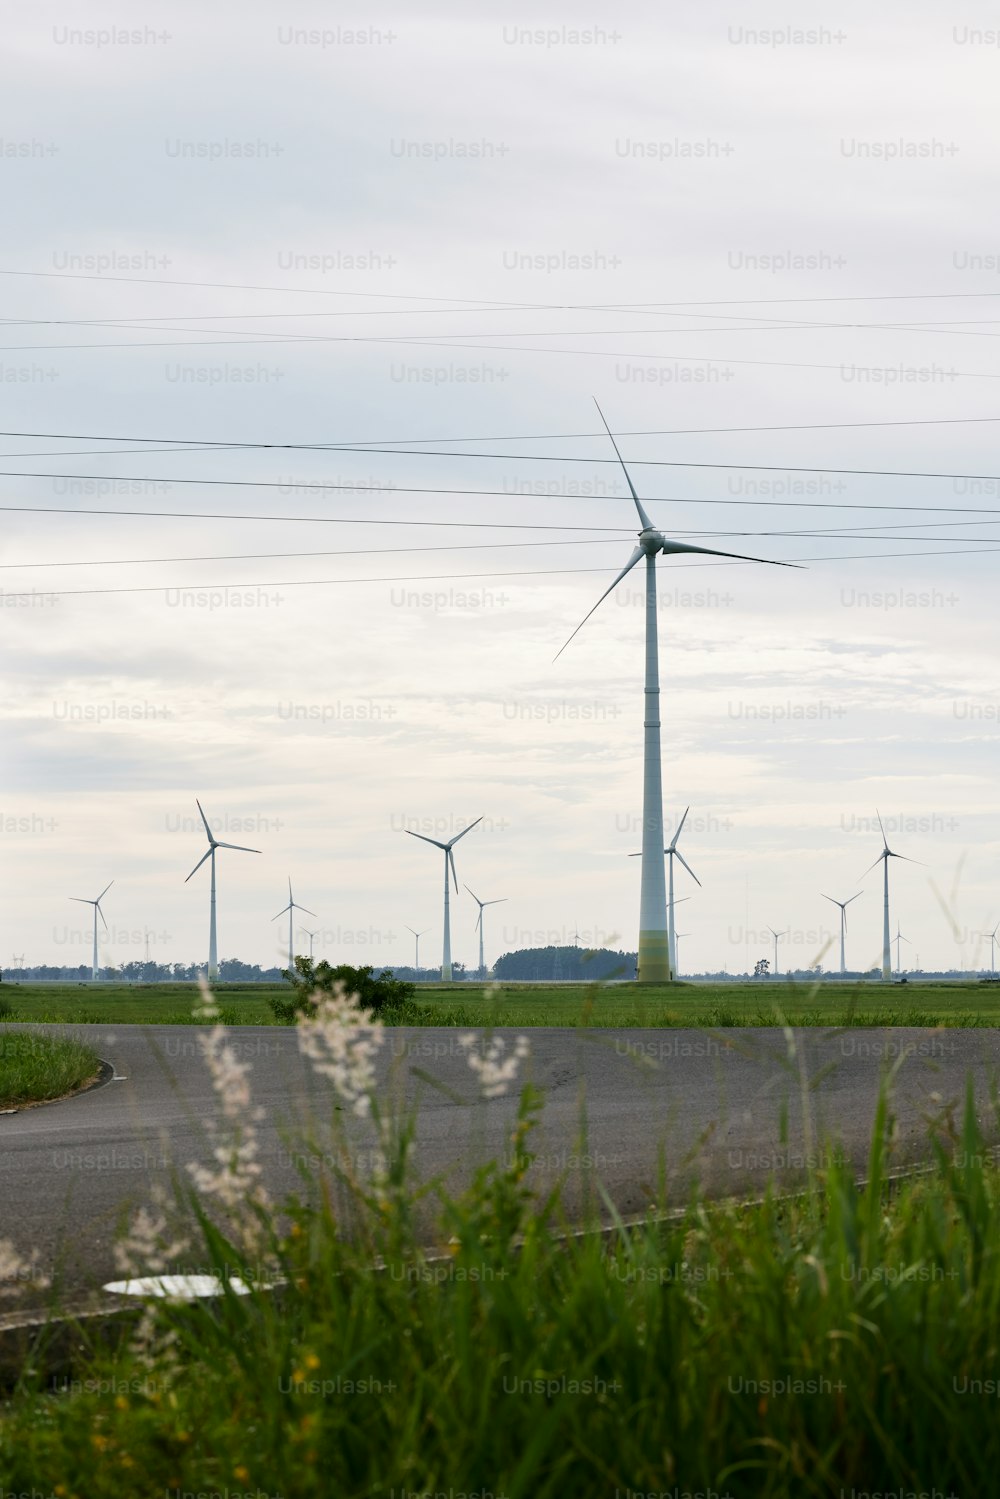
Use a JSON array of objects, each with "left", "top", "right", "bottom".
[{"left": 2, "top": 1024, "right": 999, "bottom": 1318}]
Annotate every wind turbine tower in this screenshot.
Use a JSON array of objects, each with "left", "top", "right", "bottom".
[
  {"left": 555, "top": 401, "right": 794, "bottom": 982},
  {"left": 406, "top": 926, "right": 427, "bottom": 972},
  {"left": 70, "top": 881, "right": 113, "bottom": 981},
  {"left": 768, "top": 926, "right": 788, "bottom": 977},
  {"left": 184, "top": 800, "right": 260, "bottom": 979},
  {"left": 822, "top": 892, "right": 862, "bottom": 976},
  {"left": 272, "top": 878, "right": 317, "bottom": 970},
  {"left": 862, "top": 811, "right": 920, "bottom": 982},
  {"left": 465, "top": 886, "right": 507, "bottom": 977},
  {"left": 403, "top": 817, "right": 482, "bottom": 980}
]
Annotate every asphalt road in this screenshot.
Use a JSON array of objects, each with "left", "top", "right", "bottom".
[{"left": 3, "top": 1023, "right": 1000, "bottom": 1317}]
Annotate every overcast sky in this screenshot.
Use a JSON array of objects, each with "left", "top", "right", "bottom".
[{"left": 2, "top": 1, "right": 998, "bottom": 976}]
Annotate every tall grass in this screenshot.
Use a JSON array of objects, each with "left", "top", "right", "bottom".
[
  {"left": 0, "top": 1030, "right": 100, "bottom": 1108},
  {"left": 2, "top": 991, "right": 1000, "bottom": 1495}
]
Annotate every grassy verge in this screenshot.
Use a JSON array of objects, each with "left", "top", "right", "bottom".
[
  {"left": 2, "top": 977, "right": 1000, "bottom": 1026},
  {"left": 0, "top": 1030, "right": 101, "bottom": 1109},
  {"left": 2, "top": 993, "right": 1000, "bottom": 1494}
]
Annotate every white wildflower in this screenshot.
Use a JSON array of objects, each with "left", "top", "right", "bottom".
[
  {"left": 186, "top": 1025, "right": 270, "bottom": 1234},
  {"left": 113, "top": 1205, "right": 190, "bottom": 1279},
  {"left": 457, "top": 1033, "right": 530, "bottom": 1099},
  {"left": 0, "top": 1238, "right": 50, "bottom": 1297},
  {"left": 296, "top": 983, "right": 385, "bottom": 1118},
  {"left": 193, "top": 973, "right": 220, "bottom": 1022}
]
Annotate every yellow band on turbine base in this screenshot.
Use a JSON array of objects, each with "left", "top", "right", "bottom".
[{"left": 637, "top": 930, "right": 672, "bottom": 984}]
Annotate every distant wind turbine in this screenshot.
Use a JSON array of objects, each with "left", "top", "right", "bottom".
[
  {"left": 989, "top": 924, "right": 999, "bottom": 977},
  {"left": 768, "top": 927, "right": 788, "bottom": 976},
  {"left": 272, "top": 877, "right": 317, "bottom": 970},
  {"left": 862, "top": 810, "right": 921, "bottom": 981},
  {"left": 403, "top": 817, "right": 482, "bottom": 980},
  {"left": 465, "top": 886, "right": 507, "bottom": 976},
  {"left": 893, "top": 921, "right": 911, "bottom": 974},
  {"left": 70, "top": 880, "right": 113, "bottom": 981},
  {"left": 629, "top": 806, "right": 701, "bottom": 979},
  {"left": 184, "top": 800, "right": 260, "bottom": 979},
  {"left": 555, "top": 400, "right": 796, "bottom": 982},
  {"left": 301, "top": 927, "right": 319, "bottom": 960},
  {"left": 675, "top": 931, "right": 689, "bottom": 973},
  {"left": 822, "top": 892, "right": 862, "bottom": 976},
  {"left": 406, "top": 925, "right": 426, "bottom": 970}
]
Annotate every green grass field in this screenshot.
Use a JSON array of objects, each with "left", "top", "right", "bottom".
[{"left": 3, "top": 977, "right": 1000, "bottom": 1026}]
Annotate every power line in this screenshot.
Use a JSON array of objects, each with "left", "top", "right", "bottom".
[
  {"left": 4, "top": 546, "right": 999, "bottom": 603},
  {"left": 3, "top": 466, "right": 1000, "bottom": 514}
]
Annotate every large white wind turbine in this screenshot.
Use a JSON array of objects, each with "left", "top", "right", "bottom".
[
  {"left": 822, "top": 891, "right": 862, "bottom": 976},
  {"left": 861, "top": 811, "right": 920, "bottom": 981},
  {"left": 403, "top": 817, "right": 482, "bottom": 980},
  {"left": 272, "top": 878, "right": 317, "bottom": 970},
  {"left": 70, "top": 880, "right": 113, "bottom": 981},
  {"left": 465, "top": 886, "right": 507, "bottom": 976},
  {"left": 555, "top": 400, "right": 795, "bottom": 983},
  {"left": 184, "top": 800, "right": 260, "bottom": 979},
  {"left": 768, "top": 927, "right": 788, "bottom": 976},
  {"left": 629, "top": 806, "right": 701, "bottom": 979}
]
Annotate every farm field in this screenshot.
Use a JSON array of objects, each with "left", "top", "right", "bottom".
[{"left": 2, "top": 978, "right": 999, "bottom": 1027}]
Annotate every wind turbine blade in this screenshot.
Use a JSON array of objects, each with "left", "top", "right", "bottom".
[
  {"left": 271, "top": 905, "right": 291, "bottom": 921},
  {"left": 845, "top": 892, "right": 863, "bottom": 907},
  {"left": 820, "top": 894, "right": 841, "bottom": 908},
  {"left": 670, "top": 806, "right": 690, "bottom": 851},
  {"left": 404, "top": 829, "right": 448, "bottom": 851},
  {"left": 674, "top": 850, "right": 702, "bottom": 887},
  {"left": 69, "top": 897, "right": 92, "bottom": 906},
  {"left": 475, "top": 909, "right": 482, "bottom": 933},
  {"left": 860, "top": 852, "right": 886, "bottom": 878},
  {"left": 296, "top": 904, "right": 318, "bottom": 918},
  {"left": 449, "top": 816, "right": 484, "bottom": 848},
  {"left": 876, "top": 808, "right": 889, "bottom": 848},
  {"left": 484, "top": 898, "right": 508, "bottom": 907},
  {"left": 464, "top": 884, "right": 482, "bottom": 906},
  {"left": 449, "top": 849, "right": 458, "bottom": 891},
  {"left": 98, "top": 880, "right": 114, "bottom": 902},
  {"left": 660, "top": 539, "right": 803, "bottom": 569},
  {"left": 890, "top": 853, "right": 926, "bottom": 866},
  {"left": 214, "top": 841, "right": 261, "bottom": 854},
  {"left": 97, "top": 904, "right": 109, "bottom": 933},
  {"left": 195, "top": 799, "right": 216, "bottom": 843},
  {"left": 553, "top": 545, "right": 645, "bottom": 661},
  {"left": 593, "top": 398, "right": 654, "bottom": 530},
  {"left": 184, "top": 848, "right": 213, "bottom": 882}
]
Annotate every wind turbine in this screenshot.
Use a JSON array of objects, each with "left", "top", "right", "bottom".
[
  {"left": 675, "top": 931, "right": 689, "bottom": 973},
  {"left": 403, "top": 817, "right": 482, "bottom": 980},
  {"left": 822, "top": 892, "right": 862, "bottom": 976},
  {"left": 465, "top": 886, "right": 508, "bottom": 976},
  {"left": 629, "top": 806, "right": 701, "bottom": 978},
  {"left": 70, "top": 881, "right": 113, "bottom": 981},
  {"left": 861, "top": 811, "right": 920, "bottom": 981},
  {"left": 184, "top": 800, "right": 260, "bottom": 979},
  {"left": 301, "top": 928, "right": 319, "bottom": 960},
  {"left": 406, "top": 925, "right": 427, "bottom": 972},
  {"left": 272, "top": 877, "right": 317, "bottom": 970},
  {"left": 892, "top": 921, "right": 911, "bottom": 974},
  {"left": 767, "top": 927, "right": 788, "bottom": 977},
  {"left": 555, "top": 400, "right": 795, "bottom": 982},
  {"left": 989, "top": 924, "right": 999, "bottom": 976}
]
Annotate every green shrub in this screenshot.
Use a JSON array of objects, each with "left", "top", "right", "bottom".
[{"left": 267, "top": 957, "right": 417, "bottom": 1023}]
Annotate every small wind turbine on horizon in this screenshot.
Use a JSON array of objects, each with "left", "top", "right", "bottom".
[
  {"left": 822, "top": 891, "right": 862, "bottom": 976},
  {"left": 629, "top": 805, "right": 701, "bottom": 980},
  {"left": 272, "top": 877, "right": 317, "bottom": 970},
  {"left": 988, "top": 924, "right": 999, "bottom": 976},
  {"left": 466, "top": 885, "right": 508, "bottom": 976},
  {"left": 406, "top": 925, "right": 427, "bottom": 971},
  {"left": 555, "top": 400, "right": 796, "bottom": 983},
  {"left": 862, "top": 811, "right": 921, "bottom": 981},
  {"left": 403, "top": 817, "right": 483, "bottom": 980},
  {"left": 300, "top": 927, "right": 319, "bottom": 960},
  {"left": 184, "top": 800, "right": 260, "bottom": 979},
  {"left": 768, "top": 926, "right": 788, "bottom": 976},
  {"left": 70, "top": 880, "right": 113, "bottom": 981},
  {"left": 893, "top": 920, "right": 911, "bottom": 974}
]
